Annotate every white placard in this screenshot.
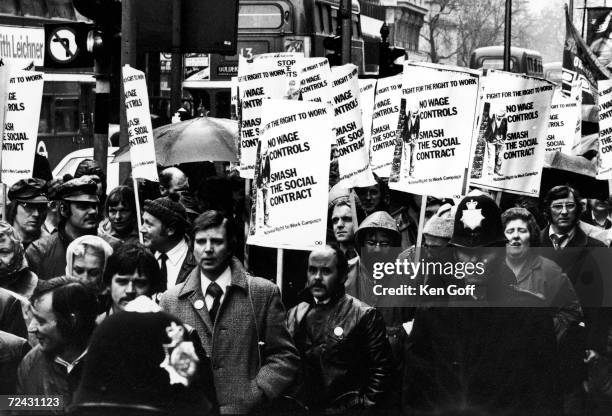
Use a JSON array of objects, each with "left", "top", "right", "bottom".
[
  {"left": 122, "top": 65, "right": 159, "bottom": 182},
  {"left": 2, "top": 69, "right": 44, "bottom": 186},
  {"left": 468, "top": 70, "right": 555, "bottom": 196},
  {"left": 247, "top": 99, "right": 332, "bottom": 250},
  {"left": 388, "top": 65, "right": 480, "bottom": 198},
  {"left": 330, "top": 64, "right": 375, "bottom": 187}
]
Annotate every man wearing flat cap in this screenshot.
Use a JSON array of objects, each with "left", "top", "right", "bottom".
[
  {"left": 141, "top": 194, "right": 196, "bottom": 291},
  {"left": 6, "top": 178, "right": 48, "bottom": 249},
  {"left": 26, "top": 177, "right": 117, "bottom": 281}
]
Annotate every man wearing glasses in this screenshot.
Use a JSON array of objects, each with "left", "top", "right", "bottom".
[
  {"left": 540, "top": 185, "right": 608, "bottom": 413},
  {"left": 6, "top": 178, "right": 49, "bottom": 249}
]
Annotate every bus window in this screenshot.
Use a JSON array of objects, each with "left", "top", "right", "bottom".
[
  {"left": 331, "top": 7, "right": 338, "bottom": 31},
  {"left": 21, "top": 0, "right": 46, "bottom": 16},
  {"left": 239, "top": 4, "right": 284, "bottom": 29},
  {"left": 314, "top": 4, "right": 323, "bottom": 33},
  {"left": 480, "top": 58, "right": 515, "bottom": 71},
  {"left": 321, "top": 4, "right": 331, "bottom": 33},
  {"left": 54, "top": 98, "right": 79, "bottom": 134},
  {"left": 39, "top": 96, "right": 52, "bottom": 134},
  {"left": 0, "top": 1, "right": 17, "bottom": 14}
]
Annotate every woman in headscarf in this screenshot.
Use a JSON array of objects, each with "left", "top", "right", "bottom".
[
  {"left": 65, "top": 235, "right": 113, "bottom": 290},
  {"left": 0, "top": 221, "right": 37, "bottom": 298}
]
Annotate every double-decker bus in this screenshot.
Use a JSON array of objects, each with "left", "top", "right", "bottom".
[
  {"left": 183, "top": 0, "right": 365, "bottom": 118},
  {"left": 36, "top": 72, "right": 96, "bottom": 169},
  {"left": 469, "top": 46, "right": 544, "bottom": 77}
]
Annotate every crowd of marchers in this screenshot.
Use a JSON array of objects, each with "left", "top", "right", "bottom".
[{"left": 1, "top": 158, "right": 612, "bottom": 416}]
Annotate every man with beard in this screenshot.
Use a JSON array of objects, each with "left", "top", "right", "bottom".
[
  {"left": 26, "top": 177, "right": 114, "bottom": 280},
  {"left": 404, "top": 191, "right": 561, "bottom": 415},
  {"left": 17, "top": 277, "right": 97, "bottom": 411},
  {"left": 161, "top": 210, "right": 299, "bottom": 415},
  {"left": 286, "top": 244, "right": 393, "bottom": 414},
  {"left": 6, "top": 178, "right": 48, "bottom": 249},
  {"left": 98, "top": 243, "right": 161, "bottom": 322}
]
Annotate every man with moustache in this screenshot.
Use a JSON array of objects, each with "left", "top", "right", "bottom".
[
  {"left": 98, "top": 243, "right": 161, "bottom": 322},
  {"left": 286, "top": 244, "right": 393, "bottom": 415},
  {"left": 17, "top": 277, "right": 98, "bottom": 410},
  {"left": 161, "top": 210, "right": 299, "bottom": 415},
  {"left": 26, "top": 177, "right": 115, "bottom": 280}
]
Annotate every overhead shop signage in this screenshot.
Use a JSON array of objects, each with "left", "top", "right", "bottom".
[{"left": 0, "top": 26, "right": 45, "bottom": 67}]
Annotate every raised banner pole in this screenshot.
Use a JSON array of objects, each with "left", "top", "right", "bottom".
[
  {"left": 133, "top": 178, "right": 144, "bottom": 244},
  {"left": 244, "top": 178, "right": 251, "bottom": 269},
  {"left": 276, "top": 248, "right": 284, "bottom": 294},
  {"left": 0, "top": 69, "right": 8, "bottom": 221},
  {"left": 414, "top": 194, "right": 427, "bottom": 263}
]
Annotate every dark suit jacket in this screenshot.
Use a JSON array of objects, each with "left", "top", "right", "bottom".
[
  {"left": 540, "top": 225, "right": 609, "bottom": 352},
  {"left": 160, "top": 257, "right": 299, "bottom": 415},
  {"left": 0, "top": 288, "right": 27, "bottom": 339},
  {"left": 176, "top": 249, "right": 197, "bottom": 285}
]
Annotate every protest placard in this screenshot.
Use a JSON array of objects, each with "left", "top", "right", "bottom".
[
  {"left": 369, "top": 74, "right": 402, "bottom": 177},
  {"left": 238, "top": 61, "right": 289, "bottom": 178},
  {"left": 1, "top": 69, "right": 43, "bottom": 186},
  {"left": 298, "top": 57, "right": 331, "bottom": 103},
  {"left": 237, "top": 53, "right": 306, "bottom": 178},
  {"left": 468, "top": 70, "right": 555, "bottom": 196},
  {"left": 330, "top": 64, "right": 375, "bottom": 187},
  {"left": 359, "top": 78, "right": 377, "bottom": 164},
  {"left": 247, "top": 99, "right": 332, "bottom": 250},
  {"left": 546, "top": 88, "right": 580, "bottom": 155},
  {"left": 387, "top": 65, "right": 480, "bottom": 198},
  {"left": 122, "top": 65, "right": 159, "bottom": 182},
  {"left": 597, "top": 79, "right": 612, "bottom": 178}
]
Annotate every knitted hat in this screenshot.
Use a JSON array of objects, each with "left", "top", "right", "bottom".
[
  {"left": 70, "top": 311, "right": 216, "bottom": 415},
  {"left": 143, "top": 193, "right": 188, "bottom": 227},
  {"left": 423, "top": 203, "right": 456, "bottom": 239}
]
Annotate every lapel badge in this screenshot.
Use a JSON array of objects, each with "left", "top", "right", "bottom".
[
  {"left": 333, "top": 326, "right": 344, "bottom": 337},
  {"left": 194, "top": 299, "right": 205, "bottom": 310}
]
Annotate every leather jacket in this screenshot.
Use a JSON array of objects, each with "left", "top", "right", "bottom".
[{"left": 286, "top": 292, "right": 393, "bottom": 413}]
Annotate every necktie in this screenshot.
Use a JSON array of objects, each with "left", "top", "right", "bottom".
[
  {"left": 159, "top": 253, "right": 168, "bottom": 291},
  {"left": 206, "top": 282, "right": 223, "bottom": 323},
  {"left": 551, "top": 234, "right": 568, "bottom": 250}
]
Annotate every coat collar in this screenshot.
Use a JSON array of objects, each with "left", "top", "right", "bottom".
[
  {"left": 541, "top": 224, "right": 588, "bottom": 248},
  {"left": 512, "top": 254, "right": 542, "bottom": 284},
  {"left": 178, "top": 256, "right": 248, "bottom": 299}
]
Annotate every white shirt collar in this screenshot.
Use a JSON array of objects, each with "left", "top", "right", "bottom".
[
  {"left": 54, "top": 348, "right": 88, "bottom": 374},
  {"left": 201, "top": 266, "right": 232, "bottom": 297},
  {"left": 160, "top": 238, "right": 188, "bottom": 267},
  {"left": 548, "top": 225, "right": 575, "bottom": 247}
]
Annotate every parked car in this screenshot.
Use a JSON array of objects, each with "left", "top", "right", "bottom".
[{"left": 51, "top": 147, "right": 120, "bottom": 191}]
